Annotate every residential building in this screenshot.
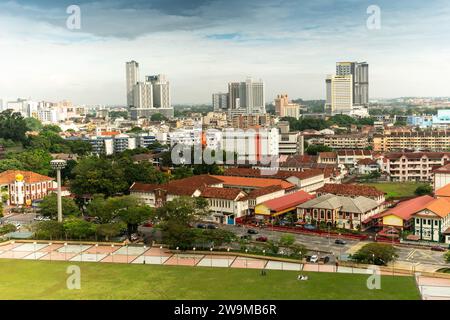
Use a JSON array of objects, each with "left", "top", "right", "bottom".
[
  {"left": 383, "top": 152, "right": 450, "bottom": 182},
  {"left": 357, "top": 158, "right": 380, "bottom": 175},
  {"left": 126, "top": 60, "right": 139, "bottom": 107},
  {"left": 0, "top": 170, "right": 55, "bottom": 206},
  {"left": 433, "top": 163, "right": 450, "bottom": 191},
  {"left": 231, "top": 114, "right": 273, "bottom": 129},
  {"left": 221, "top": 127, "right": 279, "bottom": 162},
  {"left": 432, "top": 109, "right": 450, "bottom": 128},
  {"left": 373, "top": 131, "right": 450, "bottom": 152},
  {"left": 212, "top": 93, "right": 229, "bottom": 111},
  {"left": 412, "top": 198, "right": 450, "bottom": 243},
  {"left": 274, "top": 94, "right": 303, "bottom": 119},
  {"left": 243, "top": 185, "right": 285, "bottom": 211},
  {"left": 199, "top": 187, "right": 248, "bottom": 225},
  {"left": 278, "top": 131, "right": 304, "bottom": 155},
  {"left": 320, "top": 134, "right": 369, "bottom": 149},
  {"left": 228, "top": 77, "right": 265, "bottom": 115},
  {"left": 297, "top": 194, "right": 381, "bottom": 230},
  {"left": 129, "top": 175, "right": 223, "bottom": 207}
]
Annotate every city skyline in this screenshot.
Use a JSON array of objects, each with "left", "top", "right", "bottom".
[{"left": 1, "top": 0, "right": 450, "bottom": 105}]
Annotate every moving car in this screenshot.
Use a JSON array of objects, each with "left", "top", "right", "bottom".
[
  {"left": 247, "top": 229, "right": 258, "bottom": 234},
  {"left": 196, "top": 223, "right": 207, "bottom": 229},
  {"left": 256, "top": 236, "right": 268, "bottom": 242},
  {"left": 335, "top": 239, "right": 347, "bottom": 245},
  {"left": 310, "top": 255, "right": 319, "bottom": 263},
  {"left": 206, "top": 224, "right": 218, "bottom": 229},
  {"left": 430, "top": 245, "right": 446, "bottom": 252},
  {"left": 240, "top": 235, "right": 252, "bottom": 240},
  {"left": 303, "top": 224, "right": 316, "bottom": 231}
]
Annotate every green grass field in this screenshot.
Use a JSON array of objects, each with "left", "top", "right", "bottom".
[
  {"left": 361, "top": 182, "right": 427, "bottom": 199},
  {"left": 0, "top": 259, "right": 420, "bottom": 300}
]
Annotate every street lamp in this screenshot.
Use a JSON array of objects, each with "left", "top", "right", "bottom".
[
  {"left": 49, "top": 242, "right": 52, "bottom": 262},
  {"left": 245, "top": 249, "right": 248, "bottom": 269},
  {"left": 95, "top": 243, "right": 99, "bottom": 262},
  {"left": 111, "top": 244, "right": 115, "bottom": 263},
  {"left": 227, "top": 247, "right": 230, "bottom": 267},
  {"left": 33, "top": 241, "right": 37, "bottom": 260},
  {"left": 50, "top": 160, "right": 67, "bottom": 223},
  {"left": 64, "top": 242, "right": 68, "bottom": 261},
  {"left": 210, "top": 247, "right": 213, "bottom": 267}
]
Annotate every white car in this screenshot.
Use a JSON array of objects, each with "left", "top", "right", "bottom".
[
  {"left": 310, "top": 255, "right": 319, "bottom": 263},
  {"left": 14, "top": 223, "right": 21, "bottom": 229}
]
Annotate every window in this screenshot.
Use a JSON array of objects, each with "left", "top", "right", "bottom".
[{"left": 434, "top": 220, "right": 438, "bottom": 226}]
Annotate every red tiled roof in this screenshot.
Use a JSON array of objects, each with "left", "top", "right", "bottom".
[
  {"left": 212, "top": 175, "right": 294, "bottom": 190},
  {"left": 357, "top": 158, "right": 378, "bottom": 165},
  {"left": 318, "top": 152, "right": 337, "bottom": 159},
  {"left": 433, "top": 163, "right": 450, "bottom": 174},
  {"left": 0, "top": 170, "right": 54, "bottom": 184},
  {"left": 199, "top": 187, "right": 245, "bottom": 200},
  {"left": 223, "top": 168, "right": 323, "bottom": 180},
  {"left": 243, "top": 185, "right": 284, "bottom": 199},
  {"left": 130, "top": 174, "right": 223, "bottom": 196},
  {"left": 259, "top": 191, "right": 314, "bottom": 212},
  {"left": 379, "top": 195, "right": 434, "bottom": 220},
  {"left": 317, "top": 183, "right": 384, "bottom": 198},
  {"left": 336, "top": 150, "right": 372, "bottom": 156},
  {"left": 413, "top": 197, "right": 450, "bottom": 218},
  {"left": 435, "top": 184, "right": 450, "bottom": 197}
]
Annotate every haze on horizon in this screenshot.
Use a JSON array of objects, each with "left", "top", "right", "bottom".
[{"left": 1, "top": 0, "right": 450, "bottom": 105}]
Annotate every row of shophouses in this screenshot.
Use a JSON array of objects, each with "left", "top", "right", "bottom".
[{"left": 130, "top": 161, "right": 450, "bottom": 244}]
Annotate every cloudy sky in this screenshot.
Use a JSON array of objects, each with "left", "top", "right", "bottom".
[{"left": 1, "top": 0, "right": 450, "bottom": 105}]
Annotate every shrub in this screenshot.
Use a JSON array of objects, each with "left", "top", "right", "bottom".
[{"left": 351, "top": 243, "right": 397, "bottom": 265}]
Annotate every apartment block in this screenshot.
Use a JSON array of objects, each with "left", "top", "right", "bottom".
[
  {"left": 383, "top": 152, "right": 450, "bottom": 182},
  {"left": 373, "top": 131, "right": 450, "bottom": 152}
]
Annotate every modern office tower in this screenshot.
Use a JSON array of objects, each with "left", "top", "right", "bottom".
[
  {"left": 126, "top": 61, "right": 140, "bottom": 107},
  {"left": 212, "top": 93, "right": 229, "bottom": 111},
  {"left": 227, "top": 77, "right": 265, "bottom": 116},
  {"left": 325, "top": 74, "right": 353, "bottom": 115},
  {"left": 274, "top": 94, "right": 302, "bottom": 119},
  {"left": 336, "top": 61, "right": 368, "bottom": 106},
  {"left": 147, "top": 74, "right": 170, "bottom": 109},
  {"left": 133, "top": 81, "right": 153, "bottom": 110}
]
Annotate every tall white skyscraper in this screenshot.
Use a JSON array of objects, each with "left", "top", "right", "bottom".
[
  {"left": 212, "top": 93, "right": 229, "bottom": 111},
  {"left": 126, "top": 61, "right": 139, "bottom": 107},
  {"left": 227, "top": 77, "right": 265, "bottom": 116},
  {"left": 147, "top": 74, "right": 171, "bottom": 109},
  {"left": 336, "top": 61, "right": 369, "bottom": 106},
  {"left": 325, "top": 74, "right": 353, "bottom": 115},
  {"left": 126, "top": 61, "right": 173, "bottom": 119},
  {"left": 133, "top": 81, "right": 153, "bottom": 109}
]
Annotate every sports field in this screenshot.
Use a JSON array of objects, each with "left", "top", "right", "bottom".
[
  {"left": 361, "top": 182, "right": 426, "bottom": 199},
  {"left": 0, "top": 259, "right": 420, "bottom": 300}
]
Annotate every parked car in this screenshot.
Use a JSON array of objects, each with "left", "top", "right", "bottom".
[
  {"left": 240, "top": 235, "right": 252, "bottom": 240},
  {"left": 431, "top": 245, "right": 446, "bottom": 252},
  {"left": 142, "top": 222, "right": 153, "bottom": 227},
  {"left": 256, "top": 236, "right": 268, "bottom": 242},
  {"left": 247, "top": 229, "right": 258, "bottom": 234},
  {"left": 206, "top": 224, "right": 218, "bottom": 229},
  {"left": 303, "top": 224, "right": 316, "bottom": 230},
  {"left": 322, "top": 256, "right": 330, "bottom": 264},
  {"left": 335, "top": 239, "right": 347, "bottom": 245},
  {"left": 310, "top": 255, "right": 319, "bottom": 263},
  {"left": 196, "top": 223, "right": 207, "bottom": 229}
]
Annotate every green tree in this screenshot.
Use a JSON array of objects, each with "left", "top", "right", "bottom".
[
  {"left": 70, "top": 157, "right": 129, "bottom": 197},
  {"left": 63, "top": 218, "right": 96, "bottom": 239},
  {"left": 306, "top": 144, "right": 333, "bottom": 155},
  {"left": 0, "top": 223, "right": 16, "bottom": 235},
  {"left": 351, "top": 243, "right": 397, "bottom": 265},
  {"left": 171, "top": 166, "right": 193, "bottom": 180},
  {"left": 25, "top": 118, "right": 43, "bottom": 132},
  {"left": 415, "top": 185, "right": 433, "bottom": 196},
  {"left": 34, "top": 221, "right": 65, "bottom": 240},
  {"left": 115, "top": 196, "right": 153, "bottom": 236},
  {"left": 0, "top": 110, "right": 28, "bottom": 143},
  {"left": 118, "top": 157, "right": 168, "bottom": 186},
  {"left": 279, "top": 234, "right": 295, "bottom": 247},
  {"left": 0, "top": 158, "right": 24, "bottom": 172},
  {"left": 96, "top": 222, "right": 125, "bottom": 241},
  {"left": 38, "top": 194, "right": 80, "bottom": 219},
  {"left": 150, "top": 113, "right": 168, "bottom": 122},
  {"left": 8, "top": 149, "right": 53, "bottom": 176},
  {"left": 444, "top": 251, "right": 450, "bottom": 263}
]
